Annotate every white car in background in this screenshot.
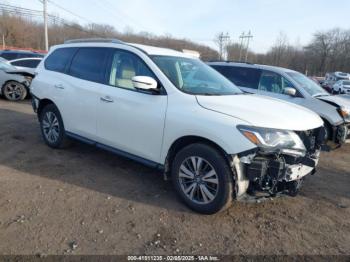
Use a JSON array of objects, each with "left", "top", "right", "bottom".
[
  {"left": 8, "top": 57, "right": 42, "bottom": 75},
  {"left": 30, "top": 39, "right": 325, "bottom": 214},
  {"left": 332, "top": 80, "right": 350, "bottom": 94}
]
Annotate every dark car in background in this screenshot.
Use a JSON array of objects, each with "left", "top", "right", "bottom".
[{"left": 0, "top": 50, "right": 44, "bottom": 61}]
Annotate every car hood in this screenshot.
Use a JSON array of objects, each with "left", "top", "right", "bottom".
[
  {"left": 317, "top": 95, "right": 350, "bottom": 109},
  {"left": 196, "top": 94, "right": 323, "bottom": 131},
  {"left": 5, "top": 69, "right": 34, "bottom": 78}
]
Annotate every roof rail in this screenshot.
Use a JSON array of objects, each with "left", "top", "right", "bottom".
[{"left": 64, "top": 38, "right": 124, "bottom": 44}]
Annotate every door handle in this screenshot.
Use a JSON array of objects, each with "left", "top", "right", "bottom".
[
  {"left": 54, "top": 84, "right": 64, "bottom": 89},
  {"left": 100, "top": 96, "right": 114, "bottom": 103}
]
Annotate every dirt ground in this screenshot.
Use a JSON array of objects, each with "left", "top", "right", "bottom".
[{"left": 0, "top": 99, "right": 349, "bottom": 256}]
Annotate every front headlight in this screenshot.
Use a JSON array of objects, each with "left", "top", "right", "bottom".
[
  {"left": 338, "top": 106, "right": 350, "bottom": 121},
  {"left": 237, "top": 125, "right": 306, "bottom": 156}
]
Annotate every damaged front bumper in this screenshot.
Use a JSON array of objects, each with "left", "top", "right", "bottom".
[{"left": 233, "top": 127, "right": 324, "bottom": 198}]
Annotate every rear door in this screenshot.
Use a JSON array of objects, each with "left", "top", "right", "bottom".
[
  {"left": 96, "top": 49, "right": 167, "bottom": 163},
  {"left": 63, "top": 47, "right": 110, "bottom": 140}
]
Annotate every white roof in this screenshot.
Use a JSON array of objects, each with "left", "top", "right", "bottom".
[{"left": 128, "top": 43, "right": 196, "bottom": 58}]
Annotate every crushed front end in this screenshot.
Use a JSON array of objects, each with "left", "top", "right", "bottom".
[{"left": 234, "top": 126, "right": 325, "bottom": 198}]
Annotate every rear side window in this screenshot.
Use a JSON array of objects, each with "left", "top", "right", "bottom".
[
  {"left": 69, "top": 48, "right": 109, "bottom": 83},
  {"left": 45, "top": 48, "right": 77, "bottom": 73},
  {"left": 211, "top": 65, "right": 261, "bottom": 89},
  {"left": 12, "top": 59, "right": 41, "bottom": 68}
]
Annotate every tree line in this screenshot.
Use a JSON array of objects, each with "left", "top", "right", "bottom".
[
  {"left": 0, "top": 12, "right": 218, "bottom": 60},
  {"left": 226, "top": 29, "right": 350, "bottom": 76},
  {"left": 0, "top": 11, "right": 348, "bottom": 76}
]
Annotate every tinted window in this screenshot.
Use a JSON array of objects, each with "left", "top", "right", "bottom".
[
  {"left": 12, "top": 59, "right": 41, "bottom": 68},
  {"left": 0, "top": 52, "right": 18, "bottom": 60},
  {"left": 69, "top": 48, "right": 109, "bottom": 83},
  {"left": 108, "top": 50, "right": 155, "bottom": 90},
  {"left": 45, "top": 48, "right": 77, "bottom": 73},
  {"left": 211, "top": 65, "right": 261, "bottom": 89},
  {"left": 258, "top": 70, "right": 295, "bottom": 94}
]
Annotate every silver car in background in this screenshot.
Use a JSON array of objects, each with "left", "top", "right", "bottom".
[
  {"left": 208, "top": 62, "right": 350, "bottom": 147},
  {"left": 0, "top": 58, "right": 33, "bottom": 101},
  {"left": 7, "top": 57, "right": 42, "bottom": 75}
]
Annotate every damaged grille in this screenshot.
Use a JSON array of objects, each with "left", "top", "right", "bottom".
[{"left": 295, "top": 126, "right": 325, "bottom": 154}]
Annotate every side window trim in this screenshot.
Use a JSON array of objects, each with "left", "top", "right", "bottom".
[
  {"left": 63, "top": 48, "right": 79, "bottom": 74},
  {"left": 104, "top": 48, "right": 166, "bottom": 95}
]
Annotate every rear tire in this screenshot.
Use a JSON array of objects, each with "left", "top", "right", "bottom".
[
  {"left": 39, "top": 104, "right": 71, "bottom": 148},
  {"left": 171, "top": 143, "right": 234, "bottom": 214},
  {"left": 2, "top": 81, "right": 27, "bottom": 101}
]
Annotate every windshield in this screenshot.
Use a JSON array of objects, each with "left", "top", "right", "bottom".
[
  {"left": 0, "top": 59, "right": 16, "bottom": 71},
  {"left": 151, "top": 56, "right": 243, "bottom": 95},
  {"left": 287, "top": 71, "right": 329, "bottom": 96}
]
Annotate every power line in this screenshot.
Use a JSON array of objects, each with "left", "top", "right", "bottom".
[
  {"left": 0, "top": 4, "right": 106, "bottom": 38},
  {"left": 99, "top": 0, "right": 149, "bottom": 32},
  {"left": 47, "top": 0, "right": 93, "bottom": 24}
]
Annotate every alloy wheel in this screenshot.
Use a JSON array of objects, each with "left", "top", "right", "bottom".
[
  {"left": 178, "top": 156, "right": 219, "bottom": 204},
  {"left": 3, "top": 82, "right": 25, "bottom": 101},
  {"left": 42, "top": 111, "right": 60, "bottom": 144}
]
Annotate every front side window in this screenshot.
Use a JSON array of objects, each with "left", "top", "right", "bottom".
[
  {"left": 45, "top": 47, "right": 77, "bottom": 73},
  {"left": 258, "top": 70, "right": 294, "bottom": 94},
  {"left": 152, "top": 56, "right": 242, "bottom": 95},
  {"left": 69, "top": 48, "right": 109, "bottom": 83},
  {"left": 212, "top": 65, "right": 261, "bottom": 89},
  {"left": 287, "top": 71, "right": 329, "bottom": 97},
  {"left": 108, "top": 50, "right": 155, "bottom": 90}
]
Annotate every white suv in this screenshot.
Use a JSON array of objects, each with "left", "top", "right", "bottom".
[{"left": 31, "top": 39, "right": 325, "bottom": 214}]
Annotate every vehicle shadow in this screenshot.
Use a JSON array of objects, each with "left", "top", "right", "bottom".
[
  {"left": 0, "top": 106, "right": 349, "bottom": 213},
  {"left": 0, "top": 107, "right": 189, "bottom": 213}
]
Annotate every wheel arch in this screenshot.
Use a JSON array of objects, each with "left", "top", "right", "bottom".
[
  {"left": 164, "top": 135, "right": 232, "bottom": 175},
  {"left": 37, "top": 98, "right": 56, "bottom": 118}
]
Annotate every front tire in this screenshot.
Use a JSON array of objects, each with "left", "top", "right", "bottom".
[
  {"left": 171, "top": 143, "right": 234, "bottom": 214},
  {"left": 39, "top": 104, "right": 70, "bottom": 148},
  {"left": 2, "top": 81, "right": 27, "bottom": 101}
]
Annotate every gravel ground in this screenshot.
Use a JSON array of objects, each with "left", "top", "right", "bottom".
[{"left": 0, "top": 99, "right": 349, "bottom": 256}]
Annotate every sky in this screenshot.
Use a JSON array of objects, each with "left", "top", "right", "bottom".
[{"left": 4, "top": 0, "right": 350, "bottom": 53}]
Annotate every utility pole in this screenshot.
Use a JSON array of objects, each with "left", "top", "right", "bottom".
[
  {"left": 43, "top": 0, "right": 49, "bottom": 51},
  {"left": 217, "top": 32, "right": 230, "bottom": 61},
  {"left": 244, "top": 30, "right": 253, "bottom": 62},
  {"left": 238, "top": 32, "right": 245, "bottom": 61},
  {"left": 238, "top": 31, "right": 253, "bottom": 62}
]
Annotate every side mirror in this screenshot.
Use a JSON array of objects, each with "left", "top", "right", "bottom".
[
  {"left": 283, "top": 87, "right": 297, "bottom": 97},
  {"left": 132, "top": 76, "right": 158, "bottom": 91}
]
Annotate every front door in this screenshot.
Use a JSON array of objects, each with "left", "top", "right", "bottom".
[{"left": 96, "top": 49, "right": 167, "bottom": 163}]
